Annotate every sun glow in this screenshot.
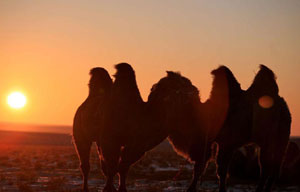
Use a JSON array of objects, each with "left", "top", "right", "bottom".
[{"left": 7, "top": 92, "right": 27, "bottom": 109}]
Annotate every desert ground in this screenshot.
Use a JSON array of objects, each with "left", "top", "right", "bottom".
[{"left": 0, "top": 131, "right": 299, "bottom": 192}]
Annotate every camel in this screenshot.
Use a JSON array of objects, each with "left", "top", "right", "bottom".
[
  {"left": 73, "top": 64, "right": 290, "bottom": 192},
  {"left": 165, "top": 66, "right": 232, "bottom": 192},
  {"left": 229, "top": 141, "right": 300, "bottom": 184},
  {"left": 100, "top": 64, "right": 230, "bottom": 192},
  {"left": 99, "top": 63, "right": 149, "bottom": 192},
  {"left": 214, "top": 65, "right": 291, "bottom": 192},
  {"left": 164, "top": 65, "right": 291, "bottom": 192},
  {"left": 73, "top": 67, "right": 112, "bottom": 191}
]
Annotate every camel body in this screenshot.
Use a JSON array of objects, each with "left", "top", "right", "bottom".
[{"left": 215, "top": 65, "right": 291, "bottom": 192}]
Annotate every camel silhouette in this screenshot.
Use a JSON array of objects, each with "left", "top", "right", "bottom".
[
  {"left": 73, "top": 64, "right": 290, "bottom": 192},
  {"left": 165, "top": 66, "right": 231, "bottom": 192},
  {"left": 100, "top": 63, "right": 149, "bottom": 192},
  {"left": 100, "top": 64, "right": 230, "bottom": 192},
  {"left": 73, "top": 67, "right": 112, "bottom": 191},
  {"left": 214, "top": 65, "right": 291, "bottom": 192}
]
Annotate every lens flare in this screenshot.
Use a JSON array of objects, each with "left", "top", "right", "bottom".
[
  {"left": 7, "top": 92, "right": 27, "bottom": 109},
  {"left": 258, "top": 95, "right": 274, "bottom": 109}
]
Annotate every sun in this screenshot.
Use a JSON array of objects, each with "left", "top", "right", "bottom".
[{"left": 7, "top": 91, "right": 27, "bottom": 109}]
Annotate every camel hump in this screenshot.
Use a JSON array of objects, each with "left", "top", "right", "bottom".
[
  {"left": 114, "top": 63, "right": 139, "bottom": 88},
  {"left": 114, "top": 63, "right": 135, "bottom": 78},
  {"left": 248, "top": 65, "right": 279, "bottom": 98},
  {"left": 113, "top": 63, "right": 143, "bottom": 103},
  {"left": 90, "top": 67, "right": 109, "bottom": 76},
  {"left": 166, "top": 71, "right": 181, "bottom": 78},
  {"left": 88, "top": 67, "right": 112, "bottom": 94},
  {"left": 259, "top": 64, "right": 276, "bottom": 78},
  {"left": 89, "top": 67, "right": 112, "bottom": 84},
  {"left": 206, "top": 66, "right": 241, "bottom": 140},
  {"left": 210, "top": 65, "right": 241, "bottom": 100},
  {"left": 149, "top": 70, "right": 199, "bottom": 100}
]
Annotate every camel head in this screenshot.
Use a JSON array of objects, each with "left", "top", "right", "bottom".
[{"left": 88, "top": 67, "right": 112, "bottom": 96}]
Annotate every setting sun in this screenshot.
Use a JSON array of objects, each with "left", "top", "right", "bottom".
[{"left": 7, "top": 92, "right": 27, "bottom": 109}]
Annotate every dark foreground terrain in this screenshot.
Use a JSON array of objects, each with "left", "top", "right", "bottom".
[{"left": 0, "top": 130, "right": 299, "bottom": 191}]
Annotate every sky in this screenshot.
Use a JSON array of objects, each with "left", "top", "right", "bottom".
[{"left": 0, "top": 0, "right": 299, "bottom": 135}]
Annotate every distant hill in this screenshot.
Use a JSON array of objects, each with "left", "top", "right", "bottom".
[
  {"left": 0, "top": 130, "right": 72, "bottom": 146},
  {"left": 0, "top": 130, "right": 173, "bottom": 148},
  {"left": 0, "top": 122, "right": 72, "bottom": 134}
]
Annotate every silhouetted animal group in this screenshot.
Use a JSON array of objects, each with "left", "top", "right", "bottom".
[{"left": 73, "top": 63, "right": 292, "bottom": 192}]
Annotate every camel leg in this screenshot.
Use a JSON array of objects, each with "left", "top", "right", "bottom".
[
  {"left": 101, "top": 158, "right": 118, "bottom": 192},
  {"left": 255, "top": 167, "right": 268, "bottom": 192},
  {"left": 256, "top": 147, "right": 272, "bottom": 192},
  {"left": 118, "top": 162, "right": 129, "bottom": 192},
  {"left": 75, "top": 141, "right": 92, "bottom": 192},
  {"left": 118, "top": 147, "right": 145, "bottom": 192},
  {"left": 118, "top": 145, "right": 151, "bottom": 192},
  {"left": 97, "top": 145, "right": 116, "bottom": 192},
  {"left": 186, "top": 160, "right": 206, "bottom": 192},
  {"left": 264, "top": 145, "right": 287, "bottom": 192},
  {"left": 100, "top": 143, "right": 120, "bottom": 192},
  {"left": 102, "top": 173, "right": 117, "bottom": 192},
  {"left": 264, "top": 172, "right": 276, "bottom": 192},
  {"left": 217, "top": 148, "right": 233, "bottom": 192}
]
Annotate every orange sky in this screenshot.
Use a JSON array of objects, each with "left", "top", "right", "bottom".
[{"left": 0, "top": 1, "right": 299, "bottom": 135}]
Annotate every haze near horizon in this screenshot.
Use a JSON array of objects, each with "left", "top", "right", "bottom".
[{"left": 0, "top": 0, "right": 299, "bottom": 135}]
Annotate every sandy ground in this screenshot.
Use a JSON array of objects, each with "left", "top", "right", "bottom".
[{"left": 0, "top": 144, "right": 298, "bottom": 192}]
